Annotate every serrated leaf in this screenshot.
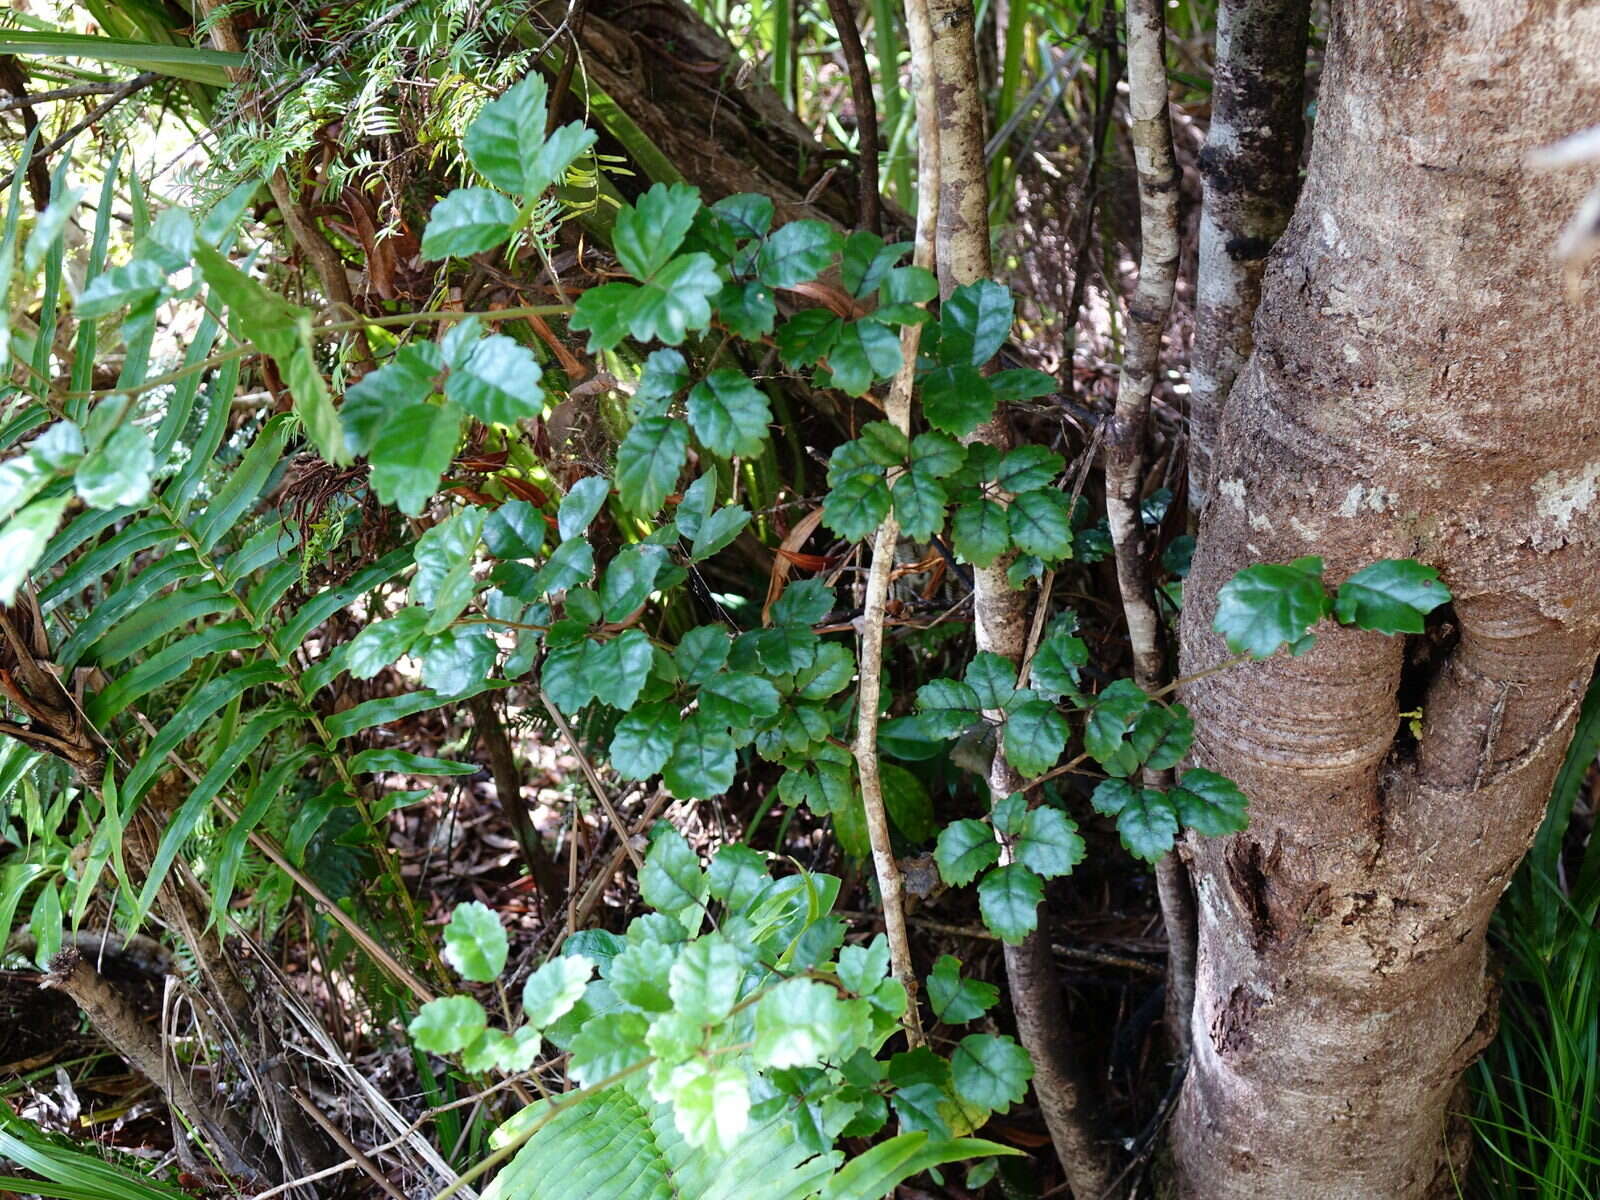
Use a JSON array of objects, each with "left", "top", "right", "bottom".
[
  {"left": 463, "top": 73, "right": 550, "bottom": 193},
  {"left": 668, "top": 932, "right": 743, "bottom": 1024},
  {"left": 952, "top": 500, "right": 1010, "bottom": 568},
  {"left": 754, "top": 978, "right": 853, "bottom": 1068},
  {"left": 890, "top": 471, "right": 947, "bottom": 540},
  {"left": 346, "top": 607, "right": 428, "bottom": 677},
  {"left": 757, "top": 220, "right": 842, "bottom": 287},
  {"left": 609, "top": 939, "right": 677, "bottom": 1011},
  {"left": 965, "top": 652, "right": 1016, "bottom": 711},
  {"left": 568, "top": 1010, "right": 651, "bottom": 1086},
  {"left": 976, "top": 864, "right": 1042, "bottom": 944},
  {"left": 416, "top": 625, "right": 496, "bottom": 696},
  {"left": 1213, "top": 557, "right": 1332, "bottom": 659},
  {"left": 409, "top": 995, "right": 487, "bottom": 1054},
  {"left": 442, "top": 901, "right": 509, "bottom": 982},
  {"left": 591, "top": 629, "right": 654, "bottom": 710},
  {"left": 715, "top": 279, "right": 777, "bottom": 339},
  {"left": 687, "top": 370, "right": 771, "bottom": 457},
  {"left": 909, "top": 431, "right": 965, "bottom": 478},
  {"left": 633, "top": 348, "right": 690, "bottom": 418},
  {"left": 926, "top": 955, "right": 999, "bottom": 1023},
  {"left": 1029, "top": 634, "right": 1087, "bottom": 699},
  {"left": 1117, "top": 789, "right": 1180, "bottom": 862},
  {"left": 994, "top": 445, "right": 1063, "bottom": 493},
  {"left": 1170, "top": 768, "right": 1250, "bottom": 836},
  {"left": 1002, "top": 700, "right": 1068, "bottom": 779},
  {"left": 663, "top": 717, "right": 737, "bottom": 798},
  {"left": 640, "top": 825, "right": 708, "bottom": 918},
  {"left": 691, "top": 504, "right": 751, "bottom": 561},
  {"left": 1013, "top": 806, "right": 1084, "bottom": 879},
  {"left": 616, "top": 416, "right": 688, "bottom": 515},
  {"left": 601, "top": 544, "right": 667, "bottom": 621},
  {"left": 614, "top": 182, "right": 701, "bottom": 279},
  {"left": 771, "top": 578, "right": 834, "bottom": 625},
  {"left": 916, "top": 679, "right": 982, "bottom": 739},
  {"left": 937, "top": 279, "right": 1013, "bottom": 366},
  {"left": 522, "top": 954, "right": 596, "bottom": 1027},
  {"left": 1333, "top": 559, "right": 1450, "bottom": 635},
  {"left": 1007, "top": 489, "right": 1072, "bottom": 559},
  {"left": 1129, "top": 703, "right": 1194, "bottom": 771},
  {"left": 369, "top": 402, "right": 461, "bottom": 515},
  {"left": 775, "top": 309, "right": 841, "bottom": 367},
  {"left": 950, "top": 1033, "right": 1032, "bottom": 1111},
  {"left": 826, "top": 320, "right": 902, "bottom": 395},
  {"left": 421, "top": 188, "right": 517, "bottom": 259},
  {"left": 446, "top": 334, "right": 544, "bottom": 424},
  {"left": 708, "top": 844, "right": 769, "bottom": 910},
  {"left": 611, "top": 699, "right": 678, "bottom": 780},
  {"left": 675, "top": 626, "right": 730, "bottom": 683},
  {"left": 672, "top": 1065, "right": 751, "bottom": 1152},
  {"left": 823, "top": 470, "right": 891, "bottom": 542},
  {"left": 934, "top": 820, "right": 1000, "bottom": 886},
  {"left": 571, "top": 253, "right": 721, "bottom": 351},
  {"left": 921, "top": 365, "right": 993, "bottom": 437},
  {"left": 837, "top": 934, "right": 891, "bottom": 995},
  {"left": 558, "top": 476, "right": 610, "bottom": 541},
  {"left": 1090, "top": 777, "right": 1138, "bottom": 817}
]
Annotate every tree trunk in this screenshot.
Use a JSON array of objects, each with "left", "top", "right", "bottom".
[{"left": 1174, "top": 4, "right": 1600, "bottom": 1196}]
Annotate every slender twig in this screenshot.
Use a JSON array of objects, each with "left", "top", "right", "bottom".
[
  {"left": 538, "top": 692, "right": 645, "bottom": 872},
  {"left": 0, "top": 72, "right": 161, "bottom": 199},
  {"left": 823, "top": 0, "right": 882, "bottom": 233},
  {"left": 0, "top": 80, "right": 149, "bottom": 111},
  {"left": 470, "top": 693, "right": 565, "bottom": 909},
  {"left": 290, "top": 1089, "right": 410, "bottom": 1200},
  {"left": 1106, "top": 0, "right": 1191, "bottom": 1060}
]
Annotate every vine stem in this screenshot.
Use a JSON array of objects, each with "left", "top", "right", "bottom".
[{"left": 847, "top": 0, "right": 943, "bottom": 1050}]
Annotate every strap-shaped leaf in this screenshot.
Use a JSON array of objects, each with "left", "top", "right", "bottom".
[
  {"left": 86, "top": 622, "right": 263, "bottom": 725},
  {"left": 121, "top": 662, "right": 285, "bottom": 803},
  {"left": 192, "top": 414, "right": 292, "bottom": 551}
]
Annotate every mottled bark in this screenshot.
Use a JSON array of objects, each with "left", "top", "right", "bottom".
[
  {"left": 915, "top": 0, "right": 1117, "bottom": 1191},
  {"left": 1187, "top": 0, "right": 1309, "bottom": 511},
  {"left": 1175, "top": 4, "right": 1600, "bottom": 1195},
  {"left": 1105, "top": 0, "right": 1192, "bottom": 1063}
]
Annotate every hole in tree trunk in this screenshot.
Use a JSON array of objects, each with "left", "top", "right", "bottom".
[{"left": 1395, "top": 602, "right": 1459, "bottom": 753}]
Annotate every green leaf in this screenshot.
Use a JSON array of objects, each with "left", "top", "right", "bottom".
[
  {"left": 412, "top": 506, "right": 485, "bottom": 631},
  {"left": 611, "top": 700, "right": 678, "bottom": 780},
  {"left": 990, "top": 792, "right": 1027, "bottom": 836},
  {"left": 994, "top": 445, "right": 1063, "bottom": 493},
  {"left": 409, "top": 995, "right": 488, "bottom": 1054},
  {"left": 823, "top": 470, "right": 891, "bottom": 542},
  {"left": 1007, "top": 489, "right": 1072, "bottom": 559},
  {"left": 891, "top": 471, "right": 947, "bottom": 540},
  {"left": 614, "top": 182, "right": 701, "bottom": 279},
  {"left": 934, "top": 820, "right": 1000, "bottom": 886},
  {"left": 840, "top": 230, "right": 898, "bottom": 297},
  {"left": 1333, "top": 559, "right": 1450, "bottom": 635},
  {"left": 668, "top": 932, "right": 743, "bottom": 1024},
  {"left": 341, "top": 344, "right": 442, "bottom": 458},
  {"left": 881, "top": 762, "right": 937, "bottom": 842},
  {"left": 1002, "top": 700, "right": 1068, "bottom": 779},
  {"left": 601, "top": 544, "right": 668, "bottom": 621},
  {"left": 639, "top": 825, "right": 708, "bottom": 916},
  {"left": 567, "top": 1010, "right": 651, "bottom": 1086},
  {"left": 485, "top": 499, "right": 545, "bottom": 558},
  {"left": 0, "top": 495, "right": 69, "bottom": 605},
  {"left": 687, "top": 370, "right": 771, "bottom": 457},
  {"left": 1129, "top": 703, "right": 1194, "bottom": 771},
  {"left": 771, "top": 579, "right": 834, "bottom": 625},
  {"left": 1029, "top": 634, "right": 1087, "bottom": 699},
  {"left": 711, "top": 192, "right": 774, "bottom": 239},
  {"left": 571, "top": 253, "right": 722, "bottom": 350},
  {"left": 794, "top": 642, "right": 855, "bottom": 700},
  {"left": 75, "top": 424, "right": 154, "bottom": 509},
  {"left": 837, "top": 934, "right": 891, "bottom": 995},
  {"left": 463, "top": 73, "right": 596, "bottom": 197},
  {"left": 672, "top": 1065, "right": 751, "bottom": 1152},
  {"left": 690, "top": 504, "right": 751, "bottom": 561},
  {"left": 533, "top": 537, "right": 596, "bottom": 596},
  {"left": 715, "top": 280, "right": 777, "bottom": 339},
  {"left": 369, "top": 402, "right": 462, "bottom": 515},
  {"left": 950, "top": 1034, "right": 1032, "bottom": 1111},
  {"left": 757, "top": 220, "right": 842, "bottom": 287},
  {"left": 1089, "top": 777, "right": 1137, "bottom": 817},
  {"left": 754, "top": 978, "right": 853, "bottom": 1068},
  {"left": 1013, "top": 806, "right": 1084, "bottom": 879},
  {"left": 609, "top": 939, "right": 677, "bottom": 1011},
  {"left": 700, "top": 672, "right": 781, "bottom": 727},
  {"left": 421, "top": 188, "right": 517, "bottom": 259},
  {"left": 920, "top": 365, "right": 994, "bottom": 437},
  {"left": 775, "top": 309, "right": 842, "bottom": 368},
  {"left": 976, "top": 864, "right": 1042, "bottom": 944},
  {"left": 446, "top": 334, "right": 544, "bottom": 424},
  {"left": 965, "top": 652, "right": 1017, "bottom": 711},
  {"left": 416, "top": 625, "right": 496, "bottom": 696},
  {"left": 826, "top": 320, "right": 902, "bottom": 396},
  {"left": 819, "top": 1134, "right": 1022, "bottom": 1200},
  {"left": 1213, "top": 557, "right": 1332, "bottom": 659},
  {"left": 616, "top": 417, "right": 689, "bottom": 516},
  {"left": 909, "top": 431, "right": 965, "bottom": 478},
  {"left": 522, "top": 954, "right": 596, "bottom": 1027},
  {"left": 348, "top": 748, "right": 477, "bottom": 776},
  {"left": 927, "top": 955, "right": 999, "bottom": 1023},
  {"left": 558, "top": 476, "right": 610, "bottom": 541},
  {"left": 442, "top": 901, "right": 509, "bottom": 982},
  {"left": 952, "top": 500, "right": 1011, "bottom": 568},
  {"left": 676, "top": 626, "right": 730, "bottom": 684},
  {"left": 1170, "top": 768, "right": 1250, "bottom": 836},
  {"left": 633, "top": 349, "right": 690, "bottom": 418},
  {"left": 936, "top": 279, "right": 1013, "bottom": 366},
  {"left": 663, "top": 717, "right": 738, "bottom": 798},
  {"left": 591, "top": 629, "right": 655, "bottom": 710},
  {"left": 1117, "top": 789, "right": 1180, "bottom": 862}
]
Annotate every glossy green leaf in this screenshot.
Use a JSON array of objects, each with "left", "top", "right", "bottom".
[
  {"left": 757, "top": 220, "right": 842, "bottom": 287},
  {"left": 1213, "top": 556, "right": 1332, "bottom": 659},
  {"left": 1013, "top": 806, "right": 1084, "bottom": 879},
  {"left": 409, "top": 995, "right": 488, "bottom": 1054},
  {"left": 926, "top": 955, "right": 999, "bottom": 1024},
  {"left": 934, "top": 820, "right": 1000, "bottom": 886},
  {"left": 1002, "top": 700, "right": 1068, "bottom": 779},
  {"left": 616, "top": 417, "right": 688, "bottom": 515},
  {"left": 1117, "top": 788, "right": 1180, "bottom": 862},
  {"left": 522, "top": 954, "right": 596, "bottom": 1027},
  {"left": 687, "top": 370, "right": 771, "bottom": 457},
  {"left": 1170, "top": 768, "right": 1250, "bottom": 836},
  {"left": 446, "top": 334, "right": 545, "bottom": 425},
  {"left": 442, "top": 901, "right": 510, "bottom": 982},
  {"left": 950, "top": 1033, "right": 1032, "bottom": 1111},
  {"left": 976, "top": 863, "right": 1042, "bottom": 944},
  {"left": 1333, "top": 559, "right": 1450, "bottom": 635},
  {"left": 420, "top": 187, "right": 517, "bottom": 259}
]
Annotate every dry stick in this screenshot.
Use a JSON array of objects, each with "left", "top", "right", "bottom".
[
  {"left": 538, "top": 692, "right": 645, "bottom": 872},
  {"left": 910, "top": 0, "right": 1117, "bottom": 1192},
  {"left": 290, "top": 1090, "right": 411, "bottom": 1200},
  {"left": 1105, "top": 0, "right": 1190, "bottom": 1061},
  {"left": 0, "top": 70, "right": 162, "bottom": 202},
  {"left": 822, "top": 0, "right": 883, "bottom": 233},
  {"left": 470, "top": 693, "right": 565, "bottom": 909}
]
